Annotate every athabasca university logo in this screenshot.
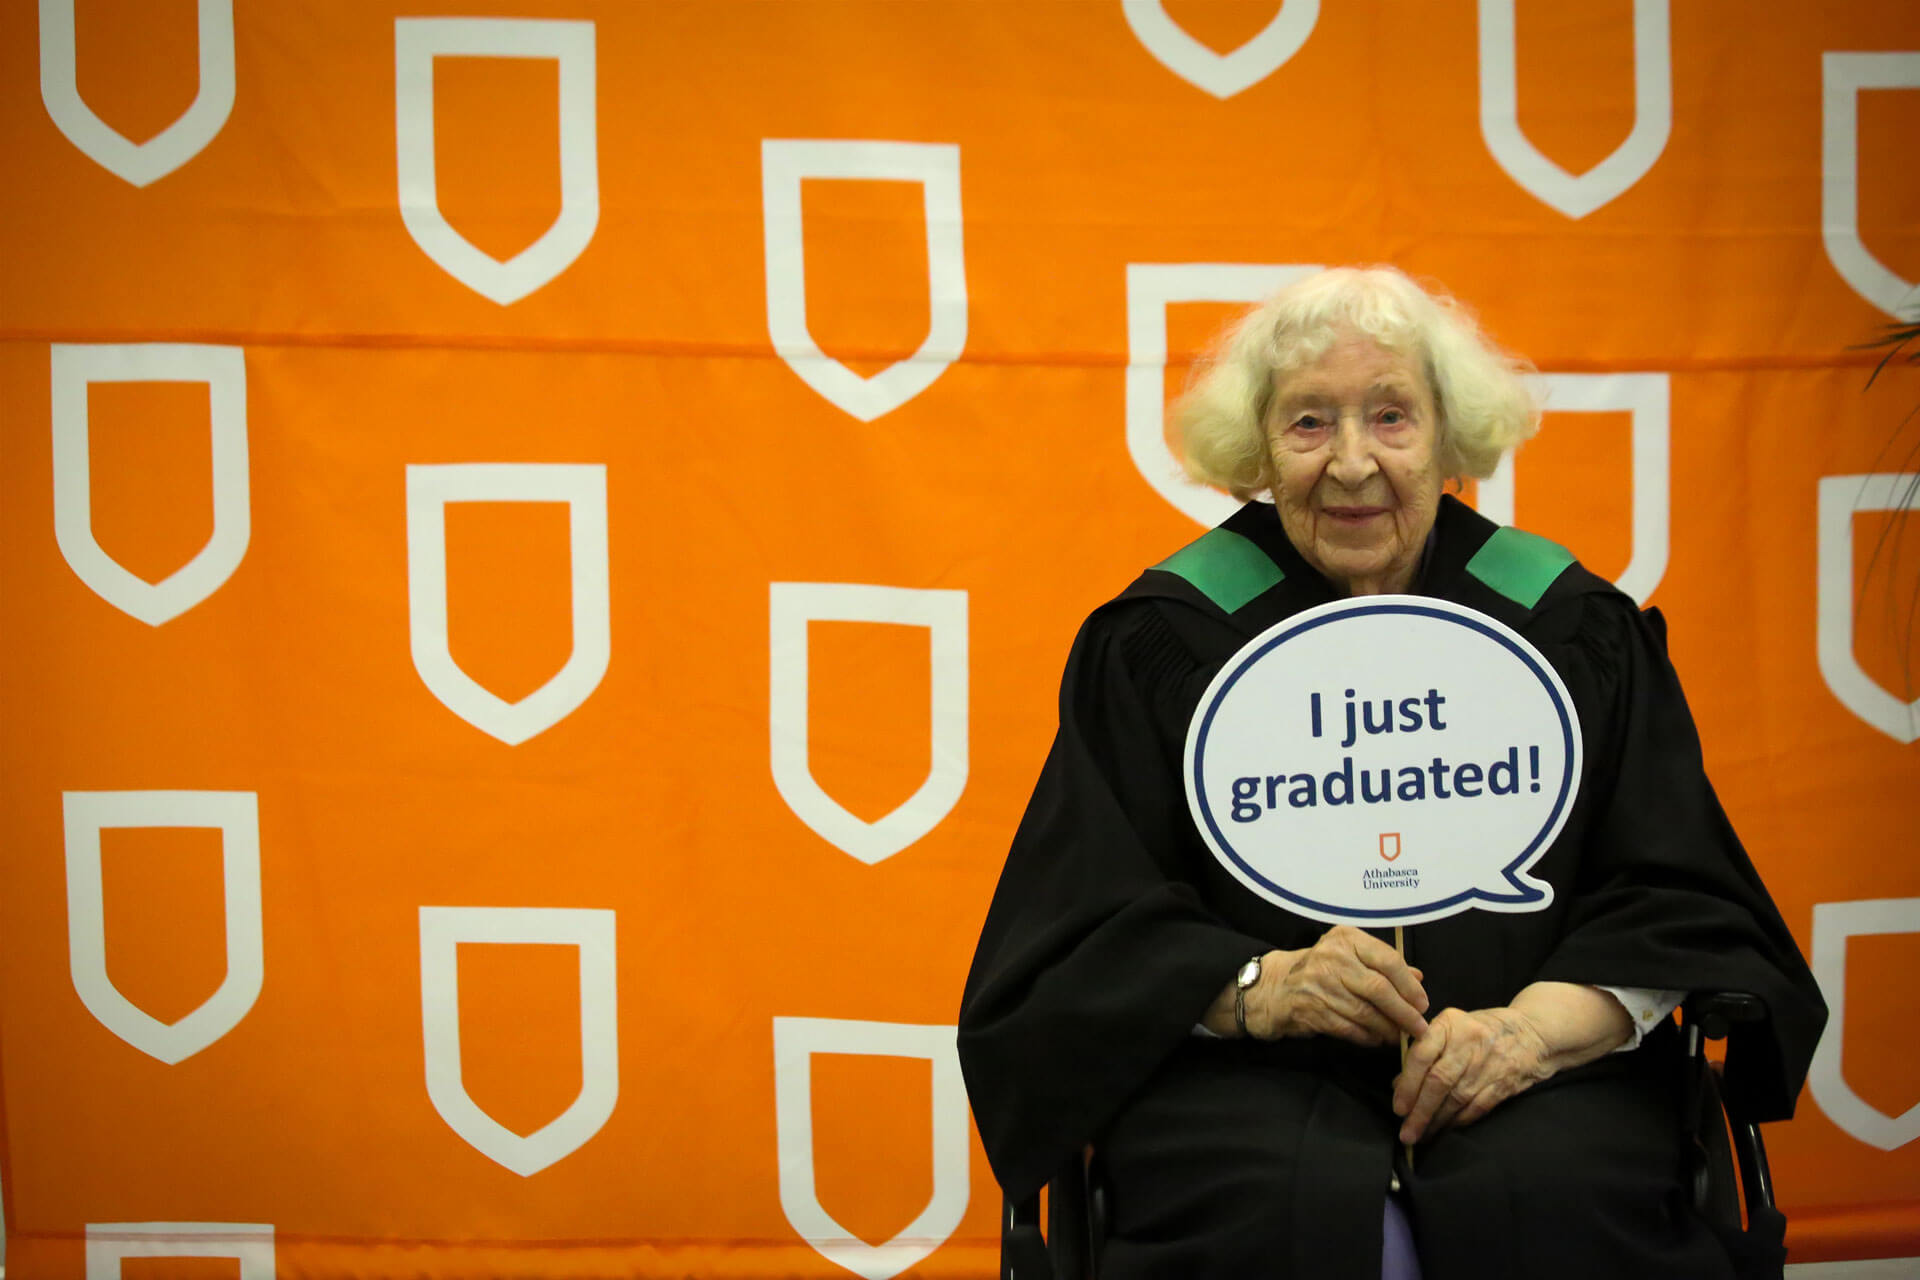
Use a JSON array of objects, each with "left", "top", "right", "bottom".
[
  {"left": 51, "top": 344, "right": 251, "bottom": 626},
  {"left": 1125, "top": 262, "right": 1321, "bottom": 527},
  {"left": 772, "top": 1017, "right": 968, "bottom": 1280},
  {"left": 761, "top": 139, "right": 967, "bottom": 422},
  {"left": 64, "top": 790, "right": 264, "bottom": 1065},
  {"left": 1120, "top": 0, "right": 1320, "bottom": 100},
  {"left": 1822, "top": 52, "right": 1920, "bottom": 317},
  {"left": 418, "top": 906, "right": 619, "bottom": 1177},
  {"left": 1811, "top": 898, "right": 1920, "bottom": 1150},
  {"left": 768, "top": 582, "right": 969, "bottom": 864},
  {"left": 394, "top": 17, "right": 600, "bottom": 305},
  {"left": 85, "top": 1223, "right": 274, "bottom": 1280},
  {"left": 39, "top": 0, "right": 235, "bottom": 187},
  {"left": 1817, "top": 473, "right": 1920, "bottom": 744},
  {"left": 1478, "top": 0, "right": 1671, "bottom": 219},
  {"left": 405, "top": 463, "right": 611, "bottom": 745},
  {"left": 1474, "top": 372, "right": 1671, "bottom": 604}
]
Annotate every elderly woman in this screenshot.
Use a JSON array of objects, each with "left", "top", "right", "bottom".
[{"left": 957, "top": 267, "right": 1825, "bottom": 1279}]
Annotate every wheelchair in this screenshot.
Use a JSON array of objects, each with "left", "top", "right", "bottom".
[{"left": 1001, "top": 992, "right": 1783, "bottom": 1280}]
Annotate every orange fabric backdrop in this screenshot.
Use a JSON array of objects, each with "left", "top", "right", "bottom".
[{"left": 2, "top": 1, "right": 1917, "bottom": 1276}]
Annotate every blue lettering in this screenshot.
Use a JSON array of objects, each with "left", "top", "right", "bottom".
[
  {"left": 1231, "top": 776, "right": 1261, "bottom": 822},
  {"left": 1324, "top": 756, "right": 1354, "bottom": 805}
]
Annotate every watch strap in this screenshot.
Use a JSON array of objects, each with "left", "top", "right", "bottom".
[{"left": 1233, "top": 953, "right": 1261, "bottom": 1038}]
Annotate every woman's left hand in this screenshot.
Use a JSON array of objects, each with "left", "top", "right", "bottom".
[{"left": 1390, "top": 1006, "right": 1553, "bottom": 1144}]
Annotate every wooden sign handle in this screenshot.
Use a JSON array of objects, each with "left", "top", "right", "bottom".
[{"left": 1397, "top": 923, "right": 1415, "bottom": 1174}]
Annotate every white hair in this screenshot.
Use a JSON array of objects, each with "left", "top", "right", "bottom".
[{"left": 1176, "top": 266, "right": 1540, "bottom": 499}]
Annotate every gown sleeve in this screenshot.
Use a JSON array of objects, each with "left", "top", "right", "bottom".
[
  {"left": 956, "top": 601, "right": 1271, "bottom": 1199},
  {"left": 1532, "top": 593, "right": 1828, "bottom": 1120}
]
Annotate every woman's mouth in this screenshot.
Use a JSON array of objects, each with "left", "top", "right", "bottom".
[{"left": 1322, "top": 506, "right": 1389, "bottom": 525}]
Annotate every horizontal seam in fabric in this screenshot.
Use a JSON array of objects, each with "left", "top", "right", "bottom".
[
  {"left": 7, "top": 1228, "right": 1003, "bottom": 1249},
  {"left": 0, "top": 330, "right": 1897, "bottom": 373}
]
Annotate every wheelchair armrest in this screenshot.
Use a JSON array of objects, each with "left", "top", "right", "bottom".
[
  {"left": 1677, "top": 989, "right": 1782, "bottom": 1242},
  {"left": 1003, "top": 1188, "right": 1051, "bottom": 1280},
  {"left": 1681, "top": 991, "right": 1766, "bottom": 1043},
  {"left": 1001, "top": 1153, "right": 1091, "bottom": 1280}
]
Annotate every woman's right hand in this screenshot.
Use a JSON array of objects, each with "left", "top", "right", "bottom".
[{"left": 1250, "top": 926, "right": 1429, "bottom": 1047}]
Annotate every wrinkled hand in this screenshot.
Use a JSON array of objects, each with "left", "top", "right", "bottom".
[
  {"left": 1256, "top": 925, "right": 1429, "bottom": 1047},
  {"left": 1392, "top": 1007, "right": 1553, "bottom": 1144}
]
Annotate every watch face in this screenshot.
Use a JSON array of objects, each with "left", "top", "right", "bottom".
[{"left": 1237, "top": 958, "right": 1261, "bottom": 988}]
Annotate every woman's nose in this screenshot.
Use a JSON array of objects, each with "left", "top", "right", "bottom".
[{"left": 1326, "top": 418, "right": 1376, "bottom": 483}]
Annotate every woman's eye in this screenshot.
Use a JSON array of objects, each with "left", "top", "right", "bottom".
[
  {"left": 1294, "top": 415, "right": 1325, "bottom": 430},
  {"left": 1379, "top": 408, "right": 1405, "bottom": 425}
]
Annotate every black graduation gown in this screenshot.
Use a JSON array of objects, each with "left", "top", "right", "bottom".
[{"left": 957, "top": 496, "right": 1827, "bottom": 1279}]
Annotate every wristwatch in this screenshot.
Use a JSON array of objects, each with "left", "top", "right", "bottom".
[{"left": 1234, "top": 954, "right": 1263, "bottom": 1038}]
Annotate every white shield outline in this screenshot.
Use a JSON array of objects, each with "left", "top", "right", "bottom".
[
  {"left": 395, "top": 18, "right": 599, "bottom": 306},
  {"left": 1478, "top": 0, "right": 1671, "bottom": 219},
  {"left": 772, "top": 1017, "right": 968, "bottom": 1280},
  {"left": 1126, "top": 263, "right": 1321, "bottom": 527},
  {"left": 405, "top": 463, "right": 611, "bottom": 746},
  {"left": 64, "top": 791, "right": 263, "bottom": 1065},
  {"left": 419, "top": 906, "right": 618, "bottom": 1177},
  {"left": 1810, "top": 898, "right": 1920, "bottom": 1150},
  {"left": 51, "top": 343, "right": 250, "bottom": 626},
  {"left": 1475, "top": 372, "right": 1670, "bottom": 604},
  {"left": 1822, "top": 52, "right": 1920, "bottom": 318},
  {"left": 761, "top": 139, "right": 968, "bottom": 422},
  {"left": 1817, "top": 473, "right": 1920, "bottom": 743},
  {"left": 769, "top": 583, "right": 968, "bottom": 865},
  {"left": 39, "top": 0, "right": 235, "bottom": 188},
  {"left": 1120, "top": 0, "right": 1320, "bottom": 100},
  {"left": 86, "top": 1222, "right": 274, "bottom": 1279}
]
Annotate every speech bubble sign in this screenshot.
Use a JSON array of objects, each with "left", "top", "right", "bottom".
[{"left": 1184, "top": 596, "right": 1581, "bottom": 926}]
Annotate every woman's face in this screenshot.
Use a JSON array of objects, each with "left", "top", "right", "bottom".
[{"left": 1266, "top": 334, "right": 1444, "bottom": 596}]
